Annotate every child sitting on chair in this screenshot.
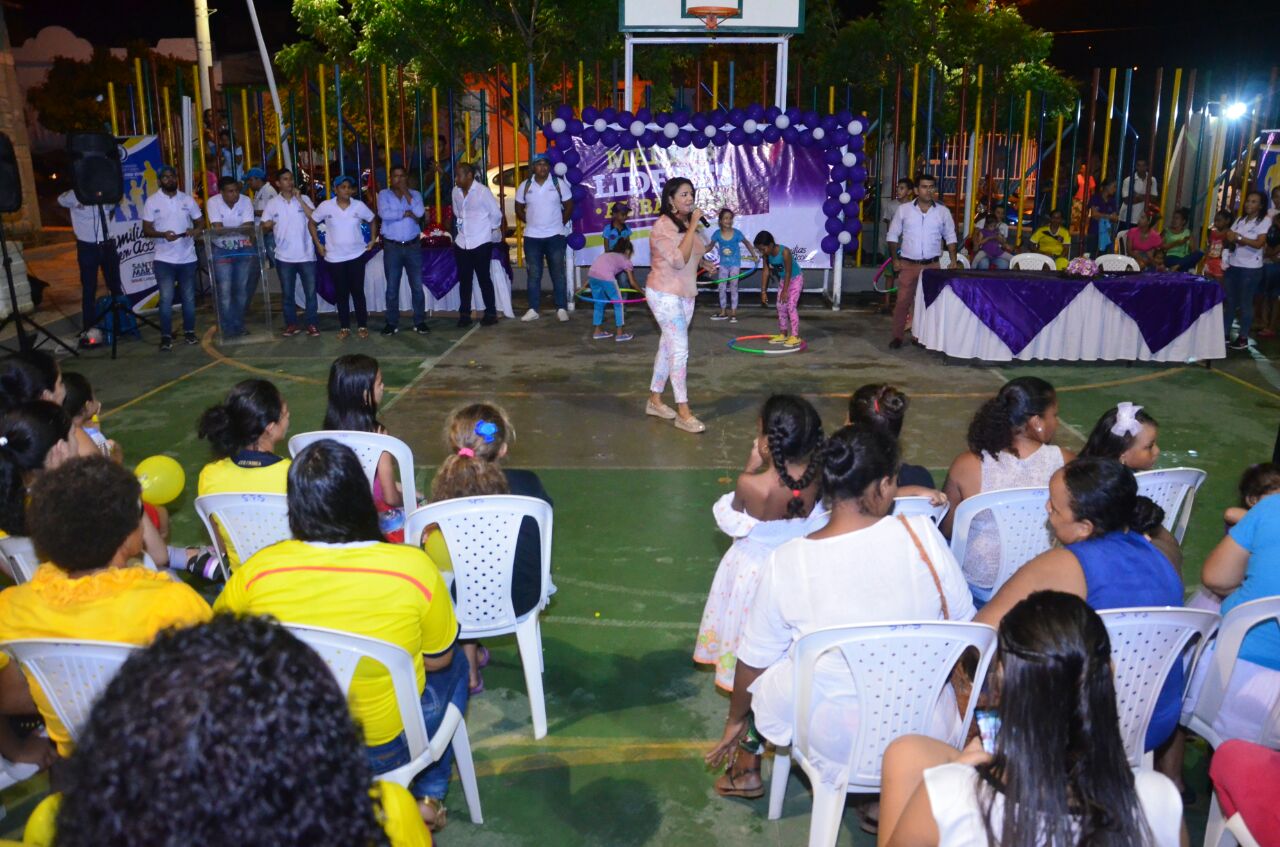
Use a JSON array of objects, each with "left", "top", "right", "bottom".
[{"left": 1029, "top": 209, "right": 1071, "bottom": 270}]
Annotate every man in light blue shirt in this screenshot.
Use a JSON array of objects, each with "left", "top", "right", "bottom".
[{"left": 377, "top": 166, "right": 428, "bottom": 335}]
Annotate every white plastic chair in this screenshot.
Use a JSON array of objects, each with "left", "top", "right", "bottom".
[
  {"left": 194, "top": 492, "right": 292, "bottom": 579},
  {"left": 891, "top": 495, "right": 950, "bottom": 526},
  {"left": 938, "top": 252, "right": 970, "bottom": 270},
  {"left": 1135, "top": 467, "right": 1207, "bottom": 544},
  {"left": 767, "top": 621, "right": 997, "bottom": 847},
  {"left": 405, "top": 495, "right": 554, "bottom": 739},
  {"left": 1095, "top": 252, "right": 1140, "bottom": 273},
  {"left": 1098, "top": 607, "right": 1219, "bottom": 768},
  {"left": 1184, "top": 596, "right": 1280, "bottom": 751},
  {"left": 0, "top": 535, "right": 157, "bottom": 584},
  {"left": 0, "top": 639, "right": 137, "bottom": 745},
  {"left": 948, "top": 487, "right": 1053, "bottom": 603},
  {"left": 289, "top": 431, "right": 418, "bottom": 510},
  {"left": 283, "top": 623, "right": 483, "bottom": 824},
  {"left": 1205, "top": 785, "right": 1265, "bottom": 847},
  {"left": 1009, "top": 252, "right": 1056, "bottom": 271}
]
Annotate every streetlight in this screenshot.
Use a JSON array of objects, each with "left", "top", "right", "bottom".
[{"left": 1225, "top": 101, "right": 1248, "bottom": 121}]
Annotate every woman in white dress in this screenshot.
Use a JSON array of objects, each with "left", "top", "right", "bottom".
[
  {"left": 705, "top": 426, "right": 974, "bottom": 802},
  {"left": 879, "top": 591, "right": 1182, "bottom": 847}
]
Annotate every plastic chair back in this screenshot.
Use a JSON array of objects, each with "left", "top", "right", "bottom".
[
  {"left": 1135, "top": 467, "right": 1207, "bottom": 544},
  {"left": 938, "top": 253, "right": 971, "bottom": 270},
  {"left": 792, "top": 621, "right": 997, "bottom": 789},
  {"left": 1099, "top": 607, "right": 1219, "bottom": 767},
  {"left": 0, "top": 536, "right": 40, "bottom": 584},
  {"left": 1096, "top": 253, "right": 1140, "bottom": 272},
  {"left": 949, "top": 486, "right": 1053, "bottom": 602},
  {"left": 194, "top": 492, "right": 291, "bottom": 579},
  {"left": 1009, "top": 252, "right": 1056, "bottom": 271},
  {"left": 404, "top": 495, "right": 552, "bottom": 639},
  {"left": 891, "top": 496, "right": 950, "bottom": 526},
  {"left": 0, "top": 639, "right": 137, "bottom": 744},
  {"left": 289, "top": 431, "right": 417, "bottom": 509},
  {"left": 1185, "top": 597, "right": 1280, "bottom": 750}
]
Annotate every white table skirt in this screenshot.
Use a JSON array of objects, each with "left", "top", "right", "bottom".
[
  {"left": 913, "top": 282, "right": 1226, "bottom": 363},
  {"left": 303, "top": 258, "right": 515, "bottom": 318}
]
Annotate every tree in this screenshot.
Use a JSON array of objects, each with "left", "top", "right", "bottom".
[{"left": 28, "top": 45, "right": 193, "bottom": 135}]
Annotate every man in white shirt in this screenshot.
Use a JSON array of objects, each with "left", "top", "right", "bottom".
[
  {"left": 451, "top": 162, "right": 503, "bottom": 327},
  {"left": 141, "top": 165, "right": 203, "bottom": 351},
  {"left": 206, "top": 176, "right": 259, "bottom": 338},
  {"left": 244, "top": 168, "right": 278, "bottom": 218},
  {"left": 1120, "top": 158, "right": 1158, "bottom": 227},
  {"left": 515, "top": 153, "right": 574, "bottom": 322},
  {"left": 377, "top": 166, "right": 428, "bottom": 335},
  {"left": 57, "top": 189, "right": 120, "bottom": 346},
  {"left": 886, "top": 173, "right": 958, "bottom": 349},
  {"left": 260, "top": 169, "right": 318, "bottom": 337}
]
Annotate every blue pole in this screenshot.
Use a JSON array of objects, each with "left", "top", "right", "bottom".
[
  {"left": 335, "top": 64, "right": 346, "bottom": 176},
  {"left": 1116, "top": 67, "right": 1134, "bottom": 224}
]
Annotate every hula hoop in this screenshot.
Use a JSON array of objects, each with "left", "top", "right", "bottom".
[
  {"left": 695, "top": 261, "right": 761, "bottom": 286},
  {"left": 726, "top": 334, "right": 808, "bottom": 356},
  {"left": 575, "top": 286, "right": 647, "bottom": 305},
  {"left": 871, "top": 258, "right": 897, "bottom": 294}
]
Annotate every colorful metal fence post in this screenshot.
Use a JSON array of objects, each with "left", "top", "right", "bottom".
[
  {"left": 398, "top": 66, "right": 408, "bottom": 169},
  {"left": 1101, "top": 68, "right": 1117, "bottom": 180},
  {"left": 334, "top": 64, "right": 346, "bottom": 176},
  {"left": 191, "top": 69, "right": 207, "bottom": 207},
  {"left": 106, "top": 80, "right": 118, "bottom": 137},
  {"left": 381, "top": 64, "right": 392, "bottom": 176},
  {"left": 1051, "top": 111, "right": 1064, "bottom": 212},
  {"left": 1080, "top": 70, "right": 1100, "bottom": 244},
  {"left": 729, "top": 61, "right": 736, "bottom": 109},
  {"left": 415, "top": 88, "right": 424, "bottom": 195},
  {"left": 956, "top": 66, "right": 969, "bottom": 231},
  {"left": 1016, "top": 90, "right": 1032, "bottom": 244},
  {"left": 363, "top": 66, "right": 377, "bottom": 192},
  {"left": 510, "top": 63, "right": 523, "bottom": 266},
  {"left": 1174, "top": 70, "right": 1196, "bottom": 214},
  {"left": 970, "top": 65, "right": 983, "bottom": 233},
  {"left": 134, "top": 58, "right": 148, "bottom": 134},
  {"left": 1160, "top": 68, "right": 1182, "bottom": 219},
  {"left": 431, "top": 86, "right": 441, "bottom": 221},
  {"left": 890, "top": 67, "right": 902, "bottom": 184},
  {"left": 1115, "top": 68, "right": 1133, "bottom": 222},
  {"left": 924, "top": 66, "right": 935, "bottom": 168},
  {"left": 907, "top": 63, "right": 919, "bottom": 173}
]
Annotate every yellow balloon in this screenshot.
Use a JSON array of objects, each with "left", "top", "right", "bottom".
[{"left": 135, "top": 455, "right": 185, "bottom": 505}]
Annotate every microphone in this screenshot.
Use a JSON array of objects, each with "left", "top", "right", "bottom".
[{"left": 698, "top": 214, "right": 711, "bottom": 229}]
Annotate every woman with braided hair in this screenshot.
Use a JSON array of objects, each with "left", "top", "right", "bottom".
[{"left": 696, "top": 395, "right": 827, "bottom": 693}]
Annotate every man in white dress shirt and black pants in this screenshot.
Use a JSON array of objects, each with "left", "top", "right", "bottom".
[
  {"left": 885, "top": 173, "right": 957, "bottom": 349},
  {"left": 451, "top": 162, "right": 503, "bottom": 327},
  {"left": 515, "top": 153, "right": 574, "bottom": 322},
  {"left": 57, "top": 189, "right": 120, "bottom": 347}
]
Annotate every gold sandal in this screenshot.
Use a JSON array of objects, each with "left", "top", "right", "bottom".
[{"left": 418, "top": 796, "right": 448, "bottom": 832}]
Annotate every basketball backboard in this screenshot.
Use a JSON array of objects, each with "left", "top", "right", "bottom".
[{"left": 619, "top": 0, "right": 804, "bottom": 34}]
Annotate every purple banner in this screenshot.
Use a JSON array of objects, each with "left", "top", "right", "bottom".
[{"left": 571, "top": 140, "right": 831, "bottom": 269}]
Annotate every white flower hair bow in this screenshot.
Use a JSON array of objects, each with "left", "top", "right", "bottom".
[{"left": 1110, "top": 402, "right": 1144, "bottom": 438}]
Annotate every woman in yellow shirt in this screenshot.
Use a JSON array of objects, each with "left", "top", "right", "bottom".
[
  {"left": 196, "top": 379, "right": 291, "bottom": 574},
  {"left": 50, "top": 614, "right": 431, "bottom": 846}
]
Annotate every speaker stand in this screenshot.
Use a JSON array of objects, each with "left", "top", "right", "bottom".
[
  {"left": 0, "top": 218, "right": 78, "bottom": 357},
  {"left": 87, "top": 205, "right": 163, "bottom": 360}
]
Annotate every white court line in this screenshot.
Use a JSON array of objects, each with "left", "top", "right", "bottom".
[
  {"left": 554, "top": 575, "right": 708, "bottom": 603},
  {"left": 1247, "top": 346, "right": 1280, "bottom": 393},
  {"left": 543, "top": 614, "right": 699, "bottom": 632},
  {"left": 382, "top": 325, "right": 477, "bottom": 413}
]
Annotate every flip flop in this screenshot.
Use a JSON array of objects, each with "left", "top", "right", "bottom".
[
  {"left": 713, "top": 765, "right": 764, "bottom": 799},
  {"left": 476, "top": 645, "right": 491, "bottom": 670},
  {"left": 854, "top": 800, "right": 879, "bottom": 834},
  {"left": 418, "top": 796, "right": 449, "bottom": 833},
  {"left": 469, "top": 674, "right": 485, "bottom": 696}
]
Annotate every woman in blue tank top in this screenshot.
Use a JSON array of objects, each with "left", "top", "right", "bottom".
[{"left": 978, "top": 457, "right": 1184, "bottom": 751}]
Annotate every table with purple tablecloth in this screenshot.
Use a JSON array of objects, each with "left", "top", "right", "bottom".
[
  {"left": 912, "top": 269, "right": 1226, "bottom": 363},
  {"left": 309, "top": 243, "right": 515, "bottom": 317}
]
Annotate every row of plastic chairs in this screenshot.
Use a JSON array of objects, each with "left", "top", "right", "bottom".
[{"left": 941, "top": 251, "right": 1139, "bottom": 273}]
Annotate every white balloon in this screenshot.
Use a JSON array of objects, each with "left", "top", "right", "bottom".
[
  {"left": 704, "top": 125, "right": 717, "bottom": 138},
  {"left": 630, "top": 120, "right": 646, "bottom": 137},
  {"left": 742, "top": 118, "right": 758, "bottom": 134},
  {"left": 847, "top": 119, "right": 864, "bottom": 135},
  {"left": 842, "top": 152, "right": 857, "bottom": 167},
  {"left": 837, "top": 230, "right": 852, "bottom": 244},
  {"left": 551, "top": 117, "right": 567, "bottom": 133},
  {"left": 554, "top": 162, "right": 568, "bottom": 176},
  {"left": 663, "top": 122, "right": 679, "bottom": 139},
  {"left": 775, "top": 114, "right": 791, "bottom": 129},
  {"left": 838, "top": 192, "right": 851, "bottom": 205},
  {"left": 593, "top": 118, "right": 607, "bottom": 132},
  {"left": 812, "top": 127, "right": 826, "bottom": 141}
]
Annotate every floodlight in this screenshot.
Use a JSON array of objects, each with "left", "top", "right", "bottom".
[{"left": 1225, "top": 102, "right": 1248, "bottom": 120}]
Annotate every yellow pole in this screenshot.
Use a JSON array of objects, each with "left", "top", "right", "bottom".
[
  {"left": 1100, "top": 68, "right": 1117, "bottom": 179},
  {"left": 464, "top": 111, "right": 472, "bottom": 162},
  {"left": 191, "top": 67, "right": 208, "bottom": 219},
  {"left": 1016, "top": 90, "right": 1032, "bottom": 245},
  {"left": 318, "top": 65, "right": 331, "bottom": 197},
  {"left": 511, "top": 63, "right": 523, "bottom": 267},
  {"left": 162, "top": 85, "right": 173, "bottom": 161},
  {"left": 577, "top": 60, "right": 584, "bottom": 115},
  {"left": 134, "top": 58, "right": 148, "bottom": 134},
  {"left": 431, "top": 87, "right": 441, "bottom": 222},
  {"left": 908, "top": 63, "right": 920, "bottom": 174},
  {"left": 1201, "top": 119, "right": 1221, "bottom": 248},
  {"left": 107, "top": 82, "right": 119, "bottom": 136},
  {"left": 970, "top": 65, "right": 983, "bottom": 233},
  {"left": 1160, "top": 68, "right": 1182, "bottom": 220},
  {"left": 380, "top": 64, "right": 392, "bottom": 177},
  {"left": 274, "top": 97, "right": 284, "bottom": 169},
  {"left": 1050, "top": 112, "right": 1064, "bottom": 211},
  {"left": 241, "top": 87, "right": 252, "bottom": 171},
  {"left": 1240, "top": 99, "right": 1260, "bottom": 202},
  {"left": 828, "top": 85, "right": 835, "bottom": 114},
  {"left": 712, "top": 61, "right": 719, "bottom": 111}
]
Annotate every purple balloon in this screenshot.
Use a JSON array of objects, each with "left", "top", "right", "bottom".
[
  {"left": 842, "top": 201, "right": 861, "bottom": 218},
  {"left": 830, "top": 164, "right": 849, "bottom": 182},
  {"left": 542, "top": 126, "right": 557, "bottom": 142},
  {"left": 822, "top": 198, "right": 842, "bottom": 216},
  {"left": 746, "top": 131, "right": 764, "bottom": 147},
  {"left": 848, "top": 166, "right": 868, "bottom": 184},
  {"left": 602, "top": 107, "right": 618, "bottom": 121},
  {"left": 569, "top": 204, "right": 584, "bottom": 220},
  {"left": 582, "top": 106, "right": 599, "bottom": 122},
  {"left": 843, "top": 218, "right": 863, "bottom": 235},
  {"left": 673, "top": 109, "right": 690, "bottom": 125},
  {"left": 692, "top": 133, "right": 710, "bottom": 149},
  {"left": 831, "top": 128, "right": 851, "bottom": 148},
  {"left": 826, "top": 182, "right": 844, "bottom": 198},
  {"left": 555, "top": 133, "right": 573, "bottom": 149},
  {"left": 691, "top": 112, "right": 709, "bottom": 130},
  {"left": 821, "top": 115, "right": 839, "bottom": 132},
  {"left": 823, "top": 149, "right": 842, "bottom": 166},
  {"left": 763, "top": 126, "right": 782, "bottom": 144},
  {"left": 802, "top": 110, "right": 819, "bottom": 129},
  {"left": 619, "top": 134, "right": 637, "bottom": 150},
  {"left": 563, "top": 149, "right": 581, "bottom": 166},
  {"left": 636, "top": 107, "right": 652, "bottom": 123},
  {"left": 847, "top": 184, "right": 867, "bottom": 202},
  {"left": 785, "top": 107, "right": 802, "bottom": 124},
  {"left": 618, "top": 110, "right": 634, "bottom": 126},
  {"left": 727, "top": 108, "right": 745, "bottom": 126},
  {"left": 567, "top": 232, "right": 586, "bottom": 250},
  {"left": 821, "top": 234, "right": 840, "bottom": 254},
  {"left": 824, "top": 217, "right": 843, "bottom": 235},
  {"left": 837, "top": 109, "right": 853, "bottom": 125},
  {"left": 601, "top": 129, "right": 619, "bottom": 147},
  {"left": 764, "top": 105, "right": 782, "bottom": 122},
  {"left": 570, "top": 184, "right": 589, "bottom": 200},
  {"left": 675, "top": 130, "right": 693, "bottom": 147},
  {"left": 566, "top": 167, "right": 583, "bottom": 183},
  {"left": 845, "top": 237, "right": 859, "bottom": 253},
  {"left": 640, "top": 130, "right": 656, "bottom": 147},
  {"left": 568, "top": 118, "right": 584, "bottom": 134},
  {"left": 781, "top": 127, "right": 800, "bottom": 144},
  {"left": 556, "top": 104, "right": 574, "bottom": 121},
  {"left": 655, "top": 135, "right": 673, "bottom": 149},
  {"left": 729, "top": 128, "right": 747, "bottom": 145},
  {"left": 846, "top": 134, "right": 865, "bottom": 152},
  {"left": 582, "top": 128, "right": 600, "bottom": 146},
  {"left": 746, "top": 103, "right": 766, "bottom": 121}
]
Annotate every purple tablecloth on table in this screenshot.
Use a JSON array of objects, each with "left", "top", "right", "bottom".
[
  {"left": 921, "top": 269, "right": 1224, "bottom": 355},
  {"left": 315, "top": 243, "right": 512, "bottom": 303}
]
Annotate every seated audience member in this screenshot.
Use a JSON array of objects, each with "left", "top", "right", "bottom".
[
  {"left": 976, "top": 457, "right": 1184, "bottom": 753},
  {"left": 50, "top": 615, "right": 431, "bottom": 846},
  {"left": 424, "top": 403, "right": 552, "bottom": 694},
  {"left": 1127, "top": 210, "right": 1164, "bottom": 269},
  {"left": 0, "top": 402, "right": 78, "bottom": 538},
  {"left": 879, "top": 591, "right": 1182, "bottom": 847},
  {"left": 705, "top": 427, "right": 974, "bottom": 809},
  {"left": 942, "top": 377, "right": 1071, "bottom": 592},
  {"left": 216, "top": 439, "right": 463, "bottom": 832},
  {"left": 1162, "top": 207, "right": 1202, "bottom": 272},
  {"left": 969, "top": 212, "right": 1012, "bottom": 270},
  {"left": 4, "top": 352, "right": 65, "bottom": 408},
  {"left": 848, "top": 383, "right": 937, "bottom": 490},
  {"left": 0, "top": 457, "right": 212, "bottom": 757},
  {"left": 1224, "top": 462, "right": 1280, "bottom": 528},
  {"left": 324, "top": 354, "right": 405, "bottom": 538},
  {"left": 1029, "top": 209, "right": 1071, "bottom": 270},
  {"left": 196, "top": 379, "right": 291, "bottom": 574}
]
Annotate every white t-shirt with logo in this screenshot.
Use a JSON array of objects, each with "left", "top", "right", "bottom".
[
  {"left": 251, "top": 182, "right": 278, "bottom": 215},
  {"left": 515, "top": 176, "right": 572, "bottom": 238},
  {"left": 142, "top": 190, "right": 203, "bottom": 265},
  {"left": 311, "top": 198, "right": 375, "bottom": 263},
  {"left": 262, "top": 193, "right": 316, "bottom": 263},
  {"left": 1230, "top": 215, "right": 1271, "bottom": 269}
]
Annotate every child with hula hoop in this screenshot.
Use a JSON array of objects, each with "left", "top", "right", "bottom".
[
  {"left": 753, "top": 231, "right": 804, "bottom": 348},
  {"left": 709, "top": 209, "right": 759, "bottom": 323},
  {"left": 585, "top": 237, "right": 638, "bottom": 342}
]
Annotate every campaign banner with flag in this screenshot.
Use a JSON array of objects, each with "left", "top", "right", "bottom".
[
  {"left": 570, "top": 140, "right": 831, "bottom": 269},
  {"left": 109, "top": 135, "right": 163, "bottom": 305},
  {"left": 1256, "top": 131, "right": 1280, "bottom": 203}
]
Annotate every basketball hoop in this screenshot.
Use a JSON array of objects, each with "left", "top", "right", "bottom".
[{"left": 687, "top": 4, "right": 741, "bottom": 29}]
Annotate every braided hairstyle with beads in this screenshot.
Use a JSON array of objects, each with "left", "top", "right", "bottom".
[{"left": 761, "top": 395, "right": 824, "bottom": 518}]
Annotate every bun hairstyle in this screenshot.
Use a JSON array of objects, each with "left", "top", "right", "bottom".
[
  {"left": 967, "top": 376, "right": 1057, "bottom": 459},
  {"left": 197, "top": 379, "right": 285, "bottom": 459},
  {"left": 323, "top": 354, "right": 382, "bottom": 434},
  {"left": 287, "top": 440, "right": 382, "bottom": 544},
  {"left": 1060, "top": 456, "right": 1155, "bottom": 538},
  {"left": 0, "top": 356, "right": 51, "bottom": 412},
  {"left": 0, "top": 401, "right": 73, "bottom": 536},
  {"left": 848, "top": 383, "right": 909, "bottom": 438},
  {"left": 659, "top": 177, "right": 695, "bottom": 233},
  {"left": 61, "top": 372, "right": 95, "bottom": 421},
  {"left": 429, "top": 402, "right": 513, "bottom": 502},
  {"left": 759, "top": 395, "right": 824, "bottom": 518},
  {"left": 820, "top": 425, "right": 900, "bottom": 508},
  {"left": 1080, "top": 402, "right": 1157, "bottom": 461}
]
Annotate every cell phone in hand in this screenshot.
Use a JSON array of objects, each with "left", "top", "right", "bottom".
[{"left": 976, "top": 708, "right": 1001, "bottom": 755}]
